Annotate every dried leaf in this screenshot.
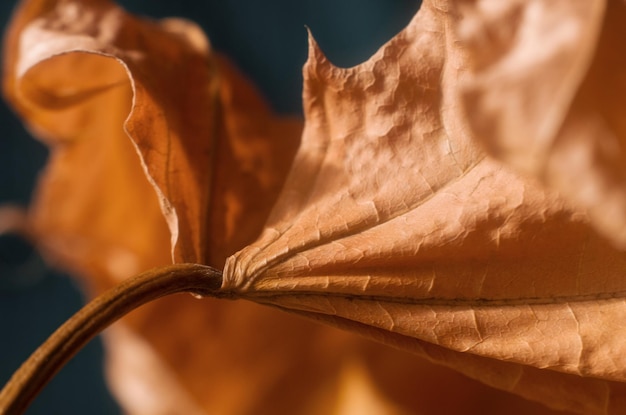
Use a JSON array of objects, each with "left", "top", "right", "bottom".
[
  {"left": 457, "top": 0, "right": 626, "bottom": 248},
  {"left": 2, "top": 0, "right": 596, "bottom": 414},
  {"left": 223, "top": 2, "right": 626, "bottom": 413},
  {"left": 3, "top": 0, "right": 301, "bottom": 276},
  {"left": 2, "top": 1, "right": 355, "bottom": 414}
]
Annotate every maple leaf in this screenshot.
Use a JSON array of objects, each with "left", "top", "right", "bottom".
[
  {"left": 2, "top": 0, "right": 618, "bottom": 414},
  {"left": 6, "top": 1, "right": 555, "bottom": 414},
  {"left": 219, "top": 1, "right": 626, "bottom": 414},
  {"left": 2, "top": 0, "right": 301, "bottom": 278},
  {"left": 2, "top": 1, "right": 378, "bottom": 414}
]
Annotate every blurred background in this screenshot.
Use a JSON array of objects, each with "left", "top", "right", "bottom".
[{"left": 0, "top": 1, "right": 419, "bottom": 413}]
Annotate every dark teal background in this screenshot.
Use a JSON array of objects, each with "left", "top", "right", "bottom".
[{"left": 0, "top": 1, "right": 419, "bottom": 413}]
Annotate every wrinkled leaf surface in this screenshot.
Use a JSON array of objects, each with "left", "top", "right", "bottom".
[{"left": 223, "top": 1, "right": 626, "bottom": 413}]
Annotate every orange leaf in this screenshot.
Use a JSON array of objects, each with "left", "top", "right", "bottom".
[
  {"left": 3, "top": 0, "right": 301, "bottom": 277},
  {"left": 223, "top": 2, "right": 626, "bottom": 413},
  {"left": 1, "top": 0, "right": 590, "bottom": 414}
]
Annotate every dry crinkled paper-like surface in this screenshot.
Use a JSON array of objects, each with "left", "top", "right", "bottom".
[
  {"left": 224, "top": 1, "right": 626, "bottom": 413},
  {"left": 3, "top": 0, "right": 302, "bottom": 271},
  {"left": 3, "top": 0, "right": 616, "bottom": 414},
  {"left": 457, "top": 0, "right": 626, "bottom": 249},
  {"left": 3, "top": 0, "right": 568, "bottom": 414}
]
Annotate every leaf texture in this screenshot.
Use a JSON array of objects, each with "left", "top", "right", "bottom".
[
  {"left": 6, "top": 1, "right": 553, "bottom": 414},
  {"left": 3, "top": 0, "right": 614, "bottom": 413},
  {"left": 457, "top": 0, "right": 626, "bottom": 249},
  {"left": 3, "top": 0, "right": 301, "bottom": 274},
  {"left": 223, "top": 1, "right": 626, "bottom": 413}
]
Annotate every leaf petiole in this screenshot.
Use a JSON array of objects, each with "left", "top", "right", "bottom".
[{"left": 0, "top": 263, "right": 223, "bottom": 415}]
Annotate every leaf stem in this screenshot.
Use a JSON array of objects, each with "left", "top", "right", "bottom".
[{"left": 0, "top": 263, "right": 223, "bottom": 415}]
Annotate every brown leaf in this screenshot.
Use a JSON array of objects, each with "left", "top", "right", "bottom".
[
  {"left": 3, "top": 0, "right": 172, "bottom": 285},
  {"left": 457, "top": 0, "right": 626, "bottom": 249},
  {"left": 223, "top": 1, "right": 626, "bottom": 413},
  {"left": 1, "top": 0, "right": 583, "bottom": 414},
  {"left": 3, "top": 0, "right": 301, "bottom": 276}
]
